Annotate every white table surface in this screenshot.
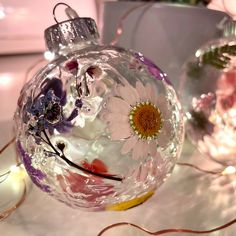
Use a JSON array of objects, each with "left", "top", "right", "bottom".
[{"left": 0, "top": 54, "right": 235, "bottom": 236}]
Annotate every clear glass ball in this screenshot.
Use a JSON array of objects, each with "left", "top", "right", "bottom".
[
  {"left": 179, "top": 36, "right": 236, "bottom": 166},
  {"left": 15, "top": 45, "right": 184, "bottom": 211}
]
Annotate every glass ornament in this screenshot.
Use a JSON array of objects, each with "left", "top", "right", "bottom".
[
  {"left": 14, "top": 4, "right": 184, "bottom": 211},
  {"left": 179, "top": 20, "right": 236, "bottom": 166}
]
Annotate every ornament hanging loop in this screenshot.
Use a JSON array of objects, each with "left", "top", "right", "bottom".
[
  {"left": 46, "top": 2, "right": 99, "bottom": 53},
  {"left": 53, "top": 2, "right": 79, "bottom": 24}
]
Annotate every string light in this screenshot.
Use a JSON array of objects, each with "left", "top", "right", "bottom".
[
  {"left": 0, "top": 138, "right": 27, "bottom": 221},
  {"left": 0, "top": 57, "right": 51, "bottom": 221},
  {"left": 44, "top": 51, "right": 55, "bottom": 61},
  {"left": 9, "top": 164, "right": 27, "bottom": 180},
  {"left": 222, "top": 165, "right": 236, "bottom": 175},
  {"left": 0, "top": 178, "right": 27, "bottom": 221},
  {"left": 97, "top": 218, "right": 236, "bottom": 236},
  {"left": 177, "top": 162, "right": 222, "bottom": 175}
]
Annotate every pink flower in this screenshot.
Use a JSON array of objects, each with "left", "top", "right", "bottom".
[
  {"left": 219, "top": 94, "right": 236, "bottom": 110},
  {"left": 198, "top": 125, "right": 236, "bottom": 164},
  {"left": 57, "top": 159, "right": 114, "bottom": 202},
  {"left": 216, "top": 70, "right": 236, "bottom": 115},
  {"left": 208, "top": 0, "right": 236, "bottom": 20},
  {"left": 217, "top": 70, "right": 236, "bottom": 95},
  {"left": 103, "top": 81, "right": 171, "bottom": 160},
  {"left": 192, "top": 93, "right": 216, "bottom": 112}
]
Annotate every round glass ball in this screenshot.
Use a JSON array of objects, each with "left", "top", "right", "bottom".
[
  {"left": 179, "top": 36, "right": 236, "bottom": 166},
  {"left": 15, "top": 45, "right": 184, "bottom": 211}
]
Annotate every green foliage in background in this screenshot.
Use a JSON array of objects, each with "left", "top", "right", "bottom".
[
  {"left": 159, "top": 0, "right": 209, "bottom": 5},
  {"left": 201, "top": 44, "right": 236, "bottom": 69},
  {"left": 186, "top": 44, "right": 236, "bottom": 80},
  {"left": 119, "top": 0, "right": 210, "bottom": 6}
]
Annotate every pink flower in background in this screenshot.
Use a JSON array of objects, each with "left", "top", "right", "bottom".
[
  {"left": 216, "top": 70, "right": 236, "bottom": 115},
  {"left": 192, "top": 93, "right": 216, "bottom": 112},
  {"left": 103, "top": 81, "right": 171, "bottom": 160},
  {"left": 217, "top": 70, "right": 236, "bottom": 95},
  {"left": 198, "top": 124, "right": 236, "bottom": 164},
  {"left": 208, "top": 0, "right": 236, "bottom": 19},
  {"left": 219, "top": 94, "right": 236, "bottom": 111}
]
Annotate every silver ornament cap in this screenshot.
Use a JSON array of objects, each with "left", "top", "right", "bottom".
[
  {"left": 44, "top": 3, "right": 99, "bottom": 53},
  {"left": 223, "top": 20, "right": 236, "bottom": 37}
]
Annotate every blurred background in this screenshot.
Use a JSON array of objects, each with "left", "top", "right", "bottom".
[
  {"left": 0, "top": 0, "right": 97, "bottom": 123},
  {"left": 0, "top": 0, "right": 97, "bottom": 54}
]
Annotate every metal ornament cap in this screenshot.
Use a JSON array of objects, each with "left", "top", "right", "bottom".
[
  {"left": 223, "top": 20, "right": 236, "bottom": 37},
  {"left": 44, "top": 17, "right": 100, "bottom": 53}
]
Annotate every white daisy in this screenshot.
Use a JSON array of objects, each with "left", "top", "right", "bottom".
[{"left": 103, "top": 81, "right": 172, "bottom": 160}]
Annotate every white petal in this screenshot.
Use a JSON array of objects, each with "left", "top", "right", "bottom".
[
  {"left": 132, "top": 140, "right": 148, "bottom": 160},
  {"left": 127, "top": 83, "right": 140, "bottom": 101},
  {"left": 107, "top": 97, "right": 131, "bottom": 115},
  {"left": 103, "top": 113, "right": 128, "bottom": 124},
  {"left": 156, "top": 95, "right": 170, "bottom": 119},
  {"left": 148, "top": 140, "right": 157, "bottom": 156},
  {"left": 117, "top": 84, "right": 138, "bottom": 105},
  {"left": 110, "top": 127, "right": 131, "bottom": 140},
  {"left": 109, "top": 122, "right": 131, "bottom": 133},
  {"left": 118, "top": 74, "right": 142, "bottom": 102},
  {"left": 142, "top": 141, "right": 149, "bottom": 158},
  {"left": 156, "top": 120, "right": 172, "bottom": 147},
  {"left": 155, "top": 94, "right": 166, "bottom": 109},
  {"left": 121, "top": 135, "right": 138, "bottom": 155},
  {"left": 145, "top": 83, "right": 151, "bottom": 101},
  {"left": 136, "top": 81, "right": 147, "bottom": 101},
  {"left": 139, "top": 164, "right": 148, "bottom": 182},
  {"left": 132, "top": 141, "right": 141, "bottom": 160},
  {"left": 154, "top": 151, "right": 161, "bottom": 160},
  {"left": 145, "top": 83, "right": 154, "bottom": 102}
]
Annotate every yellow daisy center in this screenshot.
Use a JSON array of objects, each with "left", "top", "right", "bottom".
[{"left": 129, "top": 102, "right": 163, "bottom": 139}]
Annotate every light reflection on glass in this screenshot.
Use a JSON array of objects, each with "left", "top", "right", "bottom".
[
  {"left": 0, "top": 73, "right": 13, "bottom": 88},
  {"left": 44, "top": 51, "right": 55, "bottom": 61},
  {"left": 0, "top": 7, "right": 6, "bottom": 19}
]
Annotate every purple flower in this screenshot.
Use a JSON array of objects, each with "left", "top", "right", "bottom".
[
  {"left": 16, "top": 141, "right": 51, "bottom": 193},
  {"left": 75, "top": 99, "right": 83, "bottom": 108},
  {"left": 25, "top": 78, "right": 78, "bottom": 137},
  {"left": 50, "top": 109, "right": 78, "bottom": 134},
  {"left": 27, "top": 91, "right": 62, "bottom": 134},
  {"left": 38, "top": 77, "right": 66, "bottom": 106},
  {"left": 135, "top": 52, "right": 172, "bottom": 86}
]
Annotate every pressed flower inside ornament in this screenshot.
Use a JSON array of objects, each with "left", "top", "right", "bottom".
[{"left": 14, "top": 3, "right": 184, "bottom": 211}]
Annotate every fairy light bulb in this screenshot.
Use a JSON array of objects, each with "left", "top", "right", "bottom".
[
  {"left": 9, "top": 164, "right": 27, "bottom": 180},
  {"left": 222, "top": 166, "right": 236, "bottom": 175},
  {"left": 44, "top": 51, "right": 55, "bottom": 61},
  {"left": 10, "top": 165, "right": 20, "bottom": 173}
]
